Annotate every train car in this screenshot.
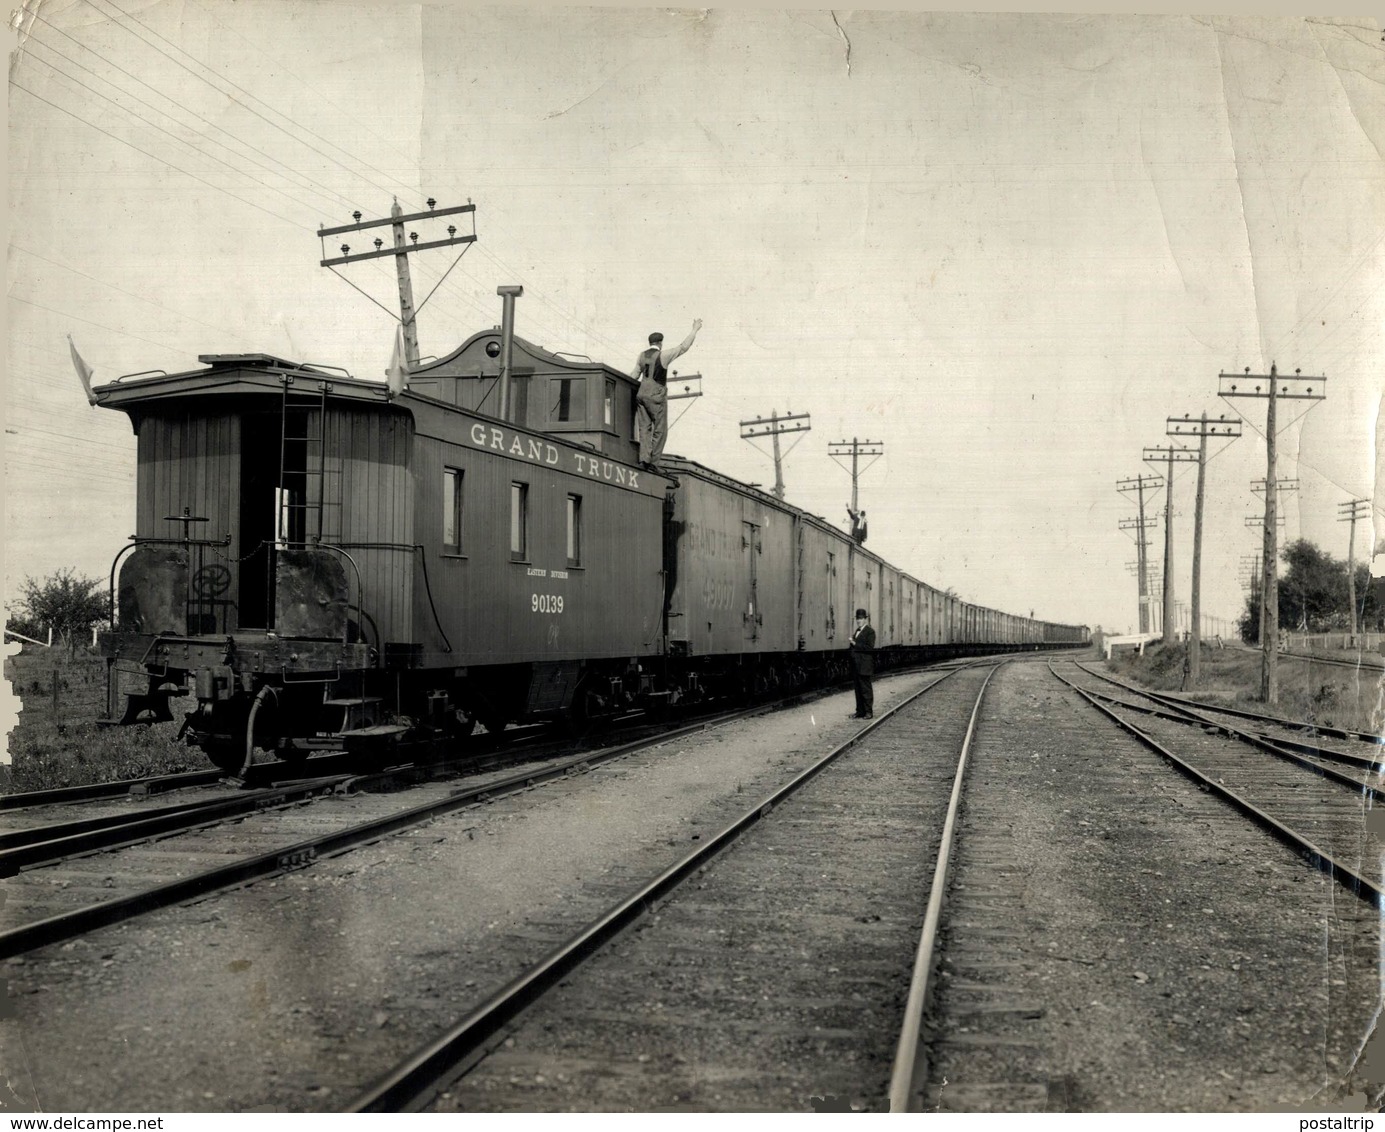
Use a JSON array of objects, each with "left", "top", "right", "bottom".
[{"left": 94, "top": 304, "right": 1088, "bottom": 772}]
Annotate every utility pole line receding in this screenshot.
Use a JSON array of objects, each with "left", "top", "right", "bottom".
[
  {"left": 1220, "top": 364, "right": 1326, "bottom": 704},
  {"left": 1143, "top": 445, "right": 1198, "bottom": 646},
  {"left": 1166, "top": 412, "right": 1241, "bottom": 687},
  {"left": 1339, "top": 497, "right": 1371, "bottom": 640},
  {"left": 740, "top": 410, "right": 811, "bottom": 500},
  {"left": 1118, "top": 474, "right": 1163, "bottom": 634},
  {"left": 318, "top": 198, "right": 478, "bottom": 367}
]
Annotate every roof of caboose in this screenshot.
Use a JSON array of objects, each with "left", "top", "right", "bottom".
[
  {"left": 92, "top": 352, "right": 395, "bottom": 411},
  {"left": 411, "top": 329, "right": 637, "bottom": 386}
]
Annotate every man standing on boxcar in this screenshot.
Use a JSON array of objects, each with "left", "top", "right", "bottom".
[
  {"left": 849, "top": 607, "right": 876, "bottom": 719},
  {"left": 631, "top": 319, "right": 701, "bottom": 468}
]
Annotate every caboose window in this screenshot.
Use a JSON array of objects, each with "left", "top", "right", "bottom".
[
  {"left": 510, "top": 481, "right": 528, "bottom": 561},
  {"left": 566, "top": 494, "right": 582, "bottom": 567},
  {"left": 603, "top": 379, "right": 615, "bottom": 427},
  {"left": 551, "top": 377, "right": 586, "bottom": 423},
  {"left": 443, "top": 467, "right": 463, "bottom": 554}
]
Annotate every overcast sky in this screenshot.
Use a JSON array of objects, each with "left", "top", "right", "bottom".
[{"left": 6, "top": 2, "right": 1383, "bottom": 637}]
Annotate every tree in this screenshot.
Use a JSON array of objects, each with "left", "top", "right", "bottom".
[
  {"left": 1237, "top": 538, "right": 1380, "bottom": 642},
  {"left": 7, "top": 568, "right": 109, "bottom": 649}
]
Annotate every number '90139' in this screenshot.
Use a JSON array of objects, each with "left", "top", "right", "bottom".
[{"left": 532, "top": 594, "right": 564, "bottom": 614}]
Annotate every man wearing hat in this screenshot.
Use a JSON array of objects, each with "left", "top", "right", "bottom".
[
  {"left": 630, "top": 319, "right": 702, "bottom": 468},
  {"left": 849, "top": 607, "right": 876, "bottom": 719}
]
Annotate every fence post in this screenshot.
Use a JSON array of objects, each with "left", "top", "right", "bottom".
[{"left": 51, "top": 666, "right": 59, "bottom": 721}]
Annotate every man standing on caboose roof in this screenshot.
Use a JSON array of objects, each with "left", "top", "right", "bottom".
[{"left": 631, "top": 319, "right": 701, "bottom": 468}]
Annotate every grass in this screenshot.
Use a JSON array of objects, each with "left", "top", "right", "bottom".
[
  {"left": 1105, "top": 640, "right": 1385, "bottom": 737},
  {"left": 3, "top": 644, "right": 201, "bottom": 793}
]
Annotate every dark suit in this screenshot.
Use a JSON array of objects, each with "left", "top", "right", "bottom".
[{"left": 849, "top": 621, "right": 876, "bottom": 717}]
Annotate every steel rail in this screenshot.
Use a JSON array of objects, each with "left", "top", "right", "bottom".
[
  {"left": 1049, "top": 665, "right": 1383, "bottom": 909},
  {"left": 346, "top": 667, "right": 967, "bottom": 1113},
  {"left": 1154, "top": 689, "right": 1383, "bottom": 746},
  {"left": 0, "top": 769, "right": 224, "bottom": 811},
  {"left": 1070, "top": 682, "right": 1385, "bottom": 800},
  {"left": 0, "top": 773, "right": 358, "bottom": 875},
  {"left": 1076, "top": 663, "right": 1384, "bottom": 775},
  {"left": 887, "top": 665, "right": 998, "bottom": 1112},
  {"left": 0, "top": 695, "right": 828, "bottom": 960}
]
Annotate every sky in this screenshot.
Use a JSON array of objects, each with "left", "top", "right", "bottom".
[{"left": 5, "top": 1, "right": 1384, "bottom": 637}]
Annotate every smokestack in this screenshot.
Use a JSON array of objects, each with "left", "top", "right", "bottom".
[{"left": 497, "top": 285, "right": 523, "bottom": 420}]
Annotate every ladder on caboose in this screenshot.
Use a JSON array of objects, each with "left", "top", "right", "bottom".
[{"left": 277, "top": 375, "right": 342, "bottom": 545}]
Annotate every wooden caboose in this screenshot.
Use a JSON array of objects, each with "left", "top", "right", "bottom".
[{"left": 96, "top": 332, "right": 670, "bottom": 765}]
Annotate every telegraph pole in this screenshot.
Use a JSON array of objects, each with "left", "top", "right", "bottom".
[
  {"left": 1143, "top": 444, "right": 1198, "bottom": 645},
  {"left": 1118, "top": 474, "right": 1163, "bottom": 633},
  {"left": 829, "top": 437, "right": 885, "bottom": 538},
  {"left": 740, "top": 410, "right": 812, "bottom": 500},
  {"left": 1118, "top": 512, "right": 1158, "bottom": 633},
  {"left": 318, "top": 198, "right": 477, "bottom": 366},
  {"left": 1221, "top": 365, "right": 1325, "bottom": 703},
  {"left": 1339, "top": 497, "right": 1371, "bottom": 640},
  {"left": 1166, "top": 413, "right": 1241, "bottom": 686}
]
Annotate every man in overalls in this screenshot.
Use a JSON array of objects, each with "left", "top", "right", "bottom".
[{"left": 631, "top": 319, "right": 701, "bottom": 468}]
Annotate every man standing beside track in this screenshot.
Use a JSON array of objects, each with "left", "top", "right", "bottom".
[
  {"left": 631, "top": 319, "right": 701, "bottom": 468},
  {"left": 849, "top": 607, "right": 875, "bottom": 719}
]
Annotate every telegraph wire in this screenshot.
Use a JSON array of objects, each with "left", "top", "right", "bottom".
[
  {"left": 181, "top": 0, "right": 424, "bottom": 179},
  {"left": 31, "top": 1, "right": 676, "bottom": 356},
  {"left": 78, "top": 0, "right": 417, "bottom": 206},
  {"left": 18, "top": 27, "right": 362, "bottom": 216},
  {"left": 8, "top": 81, "right": 308, "bottom": 229},
  {"left": 17, "top": 49, "right": 343, "bottom": 221},
  {"left": 11, "top": 245, "right": 261, "bottom": 346},
  {"left": 94, "top": 0, "right": 423, "bottom": 205}
]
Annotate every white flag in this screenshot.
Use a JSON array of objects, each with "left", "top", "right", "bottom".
[
  {"left": 386, "top": 325, "right": 408, "bottom": 399},
  {"left": 68, "top": 334, "right": 97, "bottom": 405}
]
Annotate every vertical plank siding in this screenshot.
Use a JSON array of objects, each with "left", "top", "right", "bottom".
[
  {"left": 135, "top": 411, "right": 240, "bottom": 630},
  {"left": 412, "top": 429, "right": 665, "bottom": 667}
]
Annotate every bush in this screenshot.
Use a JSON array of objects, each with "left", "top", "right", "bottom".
[{"left": 7, "top": 568, "right": 108, "bottom": 650}]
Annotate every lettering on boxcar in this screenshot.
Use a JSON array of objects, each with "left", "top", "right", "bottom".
[
  {"left": 527, "top": 567, "right": 547, "bottom": 577},
  {"left": 701, "top": 574, "right": 735, "bottom": 611},
  {"left": 532, "top": 594, "right": 565, "bottom": 613}
]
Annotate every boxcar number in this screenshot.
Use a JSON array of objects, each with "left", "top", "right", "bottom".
[
  {"left": 701, "top": 576, "right": 735, "bottom": 611},
  {"left": 532, "top": 594, "right": 564, "bottom": 614}
]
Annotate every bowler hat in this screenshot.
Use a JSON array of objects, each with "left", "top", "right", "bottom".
[{"left": 855, "top": 608, "right": 868, "bottom": 619}]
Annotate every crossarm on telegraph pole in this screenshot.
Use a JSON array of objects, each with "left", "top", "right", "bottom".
[
  {"left": 1220, "top": 365, "right": 1326, "bottom": 704},
  {"left": 318, "top": 198, "right": 478, "bottom": 367},
  {"left": 740, "top": 410, "right": 812, "bottom": 500},
  {"left": 1118, "top": 474, "right": 1163, "bottom": 634},
  {"left": 1165, "top": 412, "right": 1241, "bottom": 687},
  {"left": 1338, "top": 498, "right": 1371, "bottom": 639},
  {"left": 1143, "top": 445, "right": 1199, "bottom": 645}
]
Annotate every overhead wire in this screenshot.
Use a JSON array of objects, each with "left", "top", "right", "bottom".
[{"left": 15, "top": 23, "right": 362, "bottom": 215}]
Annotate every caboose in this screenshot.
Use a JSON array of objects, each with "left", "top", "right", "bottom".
[
  {"left": 96, "top": 297, "right": 1088, "bottom": 773},
  {"left": 97, "top": 311, "right": 673, "bottom": 771}
]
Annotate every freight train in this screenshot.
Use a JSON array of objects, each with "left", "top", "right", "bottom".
[{"left": 94, "top": 297, "right": 1088, "bottom": 772}]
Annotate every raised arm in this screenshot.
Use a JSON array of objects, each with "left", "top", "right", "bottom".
[{"left": 661, "top": 318, "right": 702, "bottom": 366}]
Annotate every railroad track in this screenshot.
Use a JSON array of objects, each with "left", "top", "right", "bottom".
[
  {"left": 1068, "top": 664, "right": 1385, "bottom": 788},
  {"left": 1050, "top": 662, "right": 1383, "bottom": 906},
  {"left": 1, "top": 676, "right": 937, "bottom": 962},
  {"left": 343, "top": 663, "right": 999, "bottom": 1111}
]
